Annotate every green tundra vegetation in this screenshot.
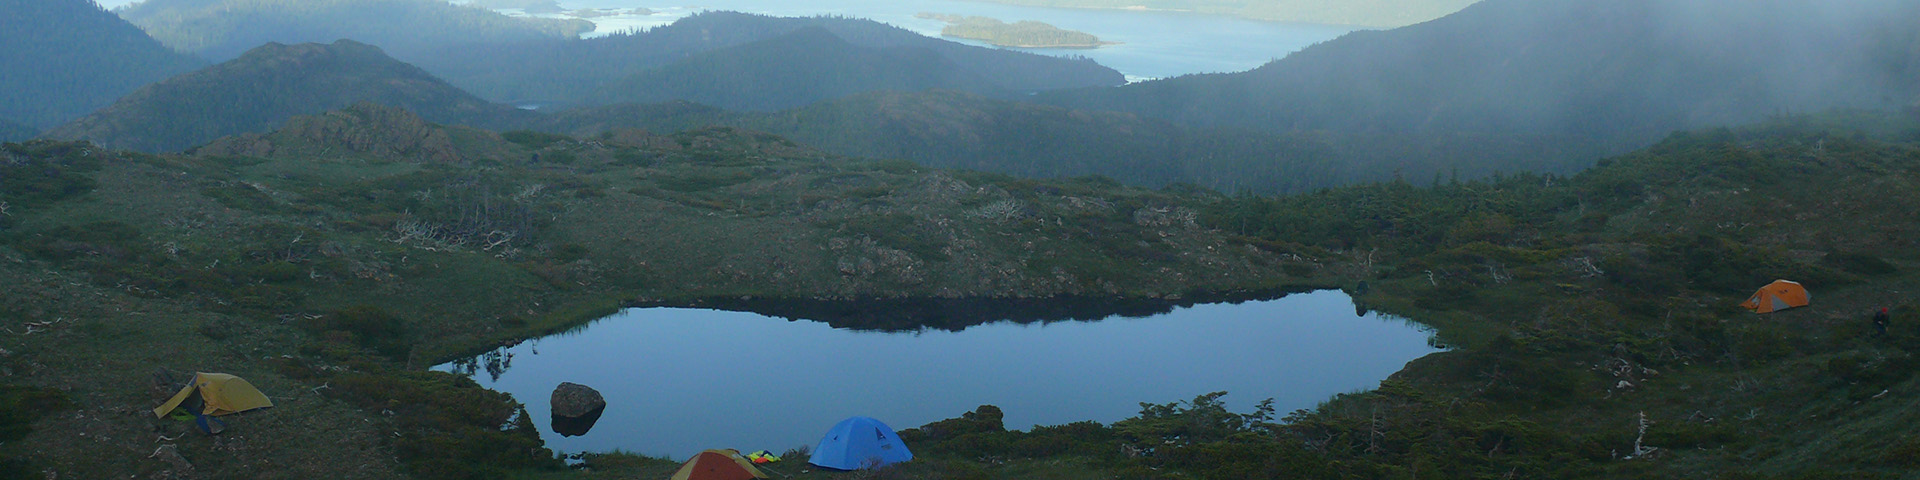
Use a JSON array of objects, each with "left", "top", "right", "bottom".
[
  {"left": 917, "top": 13, "right": 1111, "bottom": 48},
  {"left": 4, "top": 101, "right": 1920, "bottom": 479},
  {"left": 966, "top": 0, "right": 1481, "bottom": 27},
  {"left": 547, "top": 90, "right": 1604, "bottom": 195},
  {"left": 0, "top": 103, "right": 1318, "bottom": 478}
]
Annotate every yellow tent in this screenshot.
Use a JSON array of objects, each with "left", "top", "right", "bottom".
[
  {"left": 152, "top": 372, "right": 274, "bottom": 418},
  {"left": 1739, "top": 279, "right": 1811, "bottom": 314}
]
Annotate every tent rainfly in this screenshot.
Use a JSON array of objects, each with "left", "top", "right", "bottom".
[
  {"left": 669, "top": 449, "right": 768, "bottom": 480},
  {"left": 152, "top": 372, "right": 274, "bottom": 418},
  {"left": 1740, "top": 279, "right": 1810, "bottom": 314}
]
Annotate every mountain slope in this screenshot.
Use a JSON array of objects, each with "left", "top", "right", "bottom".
[
  {"left": 43, "top": 40, "right": 532, "bottom": 153},
  {"left": 588, "top": 27, "right": 1006, "bottom": 112},
  {"left": 116, "top": 0, "right": 594, "bottom": 62},
  {"left": 0, "top": 119, "right": 34, "bottom": 143},
  {"left": 415, "top": 11, "right": 1124, "bottom": 108},
  {"left": 1042, "top": 0, "right": 1920, "bottom": 164},
  {"left": 0, "top": 0, "right": 203, "bottom": 129},
  {"left": 972, "top": 0, "right": 1482, "bottom": 27},
  {"left": 548, "top": 90, "right": 1603, "bottom": 193}
]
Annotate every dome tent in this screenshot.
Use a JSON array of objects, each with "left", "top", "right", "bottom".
[
  {"left": 151, "top": 372, "right": 273, "bottom": 419},
  {"left": 1740, "top": 279, "right": 1810, "bottom": 314},
  {"left": 808, "top": 416, "right": 912, "bottom": 470},
  {"left": 669, "top": 449, "right": 767, "bottom": 480}
]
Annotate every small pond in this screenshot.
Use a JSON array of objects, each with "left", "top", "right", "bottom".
[{"left": 434, "top": 290, "right": 1439, "bottom": 459}]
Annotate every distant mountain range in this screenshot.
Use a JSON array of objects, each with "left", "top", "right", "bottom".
[
  {"left": 413, "top": 11, "right": 1124, "bottom": 109},
  {"left": 40, "top": 0, "right": 1919, "bottom": 192},
  {"left": 0, "top": 0, "right": 203, "bottom": 129},
  {"left": 970, "top": 0, "right": 1482, "bottom": 27},
  {"left": 1040, "top": 0, "right": 1920, "bottom": 159},
  {"left": 43, "top": 40, "right": 532, "bottom": 153},
  {"left": 115, "top": 0, "right": 593, "bottom": 62}
]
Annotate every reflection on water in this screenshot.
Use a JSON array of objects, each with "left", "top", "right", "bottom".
[
  {"left": 447, "top": 349, "right": 516, "bottom": 383},
  {"left": 552, "top": 406, "right": 607, "bottom": 437},
  {"left": 435, "top": 290, "right": 1438, "bottom": 459}
]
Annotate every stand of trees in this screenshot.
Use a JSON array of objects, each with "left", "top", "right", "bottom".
[{"left": 0, "top": 0, "right": 203, "bottom": 129}]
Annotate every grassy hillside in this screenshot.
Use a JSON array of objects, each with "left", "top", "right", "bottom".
[
  {"left": 548, "top": 90, "right": 1605, "bottom": 193},
  {"left": 42, "top": 40, "right": 534, "bottom": 153},
  {"left": 116, "top": 0, "right": 593, "bottom": 61},
  {"left": 970, "top": 0, "right": 1481, "bottom": 27},
  {"left": 0, "top": 104, "right": 1318, "bottom": 478},
  {"left": 10, "top": 106, "right": 1916, "bottom": 479},
  {"left": 413, "top": 11, "right": 1124, "bottom": 108},
  {"left": 0, "top": 0, "right": 203, "bottom": 129}
]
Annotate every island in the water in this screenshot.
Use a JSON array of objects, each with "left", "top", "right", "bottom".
[{"left": 916, "top": 12, "right": 1118, "bottom": 48}]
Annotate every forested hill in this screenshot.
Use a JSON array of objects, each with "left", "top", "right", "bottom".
[
  {"left": 0, "top": 0, "right": 203, "bottom": 129},
  {"left": 42, "top": 40, "right": 533, "bottom": 153},
  {"left": 586, "top": 28, "right": 1010, "bottom": 112},
  {"left": 413, "top": 11, "right": 1124, "bottom": 108},
  {"left": 115, "top": 0, "right": 594, "bottom": 62},
  {"left": 1040, "top": 0, "right": 1920, "bottom": 164}
]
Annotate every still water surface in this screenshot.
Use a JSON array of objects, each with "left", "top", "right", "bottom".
[
  {"left": 435, "top": 290, "right": 1438, "bottom": 458},
  {"left": 511, "top": 0, "right": 1359, "bottom": 81}
]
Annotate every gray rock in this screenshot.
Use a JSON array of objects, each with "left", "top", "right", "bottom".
[{"left": 550, "top": 382, "right": 605, "bottom": 419}]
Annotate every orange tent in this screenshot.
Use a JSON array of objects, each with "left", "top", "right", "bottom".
[
  {"left": 669, "top": 449, "right": 768, "bottom": 480},
  {"left": 1740, "top": 280, "right": 1810, "bottom": 313}
]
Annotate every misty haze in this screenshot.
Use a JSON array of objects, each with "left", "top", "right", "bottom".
[{"left": 2, "top": 0, "right": 1917, "bottom": 479}]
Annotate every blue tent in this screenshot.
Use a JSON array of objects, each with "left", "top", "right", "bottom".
[{"left": 808, "top": 416, "right": 912, "bottom": 470}]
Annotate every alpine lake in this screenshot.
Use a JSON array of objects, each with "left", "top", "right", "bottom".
[{"left": 433, "top": 290, "right": 1441, "bottom": 459}]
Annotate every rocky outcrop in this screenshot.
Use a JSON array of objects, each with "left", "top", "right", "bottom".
[
  {"left": 195, "top": 102, "right": 470, "bottom": 163},
  {"left": 550, "top": 382, "right": 605, "bottom": 419}
]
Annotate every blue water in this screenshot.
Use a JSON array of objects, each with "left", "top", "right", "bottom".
[
  {"left": 434, "top": 290, "right": 1438, "bottom": 459},
  {"left": 504, "top": 0, "right": 1360, "bottom": 81}
]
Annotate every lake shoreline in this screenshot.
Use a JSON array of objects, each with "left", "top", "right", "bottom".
[
  {"left": 940, "top": 35, "right": 1123, "bottom": 49},
  {"left": 429, "top": 283, "right": 1350, "bottom": 365},
  {"left": 438, "top": 289, "right": 1439, "bottom": 458}
]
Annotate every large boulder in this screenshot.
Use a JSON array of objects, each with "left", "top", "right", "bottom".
[{"left": 550, "top": 382, "right": 606, "bottom": 419}]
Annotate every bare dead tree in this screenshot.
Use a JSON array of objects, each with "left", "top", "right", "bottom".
[
  {"left": 1570, "top": 257, "right": 1605, "bottom": 277},
  {"left": 1366, "top": 405, "right": 1385, "bottom": 454},
  {"left": 1625, "top": 412, "right": 1658, "bottom": 459}
]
